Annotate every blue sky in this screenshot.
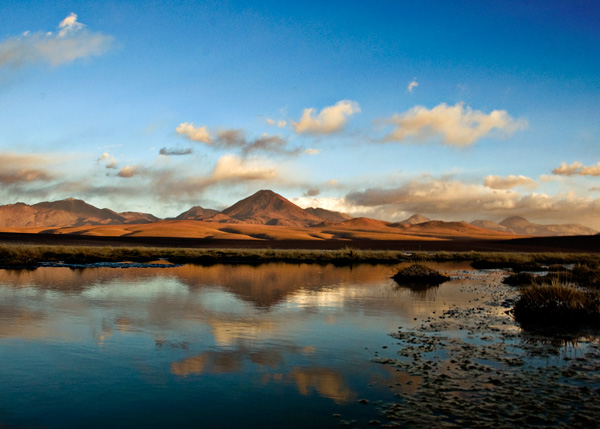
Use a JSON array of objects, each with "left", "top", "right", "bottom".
[{"left": 1, "top": 0, "right": 600, "bottom": 227}]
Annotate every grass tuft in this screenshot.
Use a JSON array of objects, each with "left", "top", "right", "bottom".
[{"left": 514, "top": 281, "right": 600, "bottom": 327}]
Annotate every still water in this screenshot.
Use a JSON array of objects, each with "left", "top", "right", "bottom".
[{"left": 0, "top": 263, "right": 597, "bottom": 428}]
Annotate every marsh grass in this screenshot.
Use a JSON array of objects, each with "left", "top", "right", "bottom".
[
  {"left": 0, "top": 244, "right": 411, "bottom": 267},
  {"left": 0, "top": 244, "right": 600, "bottom": 268},
  {"left": 514, "top": 280, "right": 600, "bottom": 327}
]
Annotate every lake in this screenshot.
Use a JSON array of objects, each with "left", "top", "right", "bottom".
[{"left": 0, "top": 262, "right": 598, "bottom": 428}]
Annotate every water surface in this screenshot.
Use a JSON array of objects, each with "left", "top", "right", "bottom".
[{"left": 0, "top": 263, "right": 597, "bottom": 428}]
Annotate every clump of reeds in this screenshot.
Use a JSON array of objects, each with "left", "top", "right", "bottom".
[
  {"left": 514, "top": 280, "right": 600, "bottom": 326},
  {"left": 391, "top": 264, "right": 450, "bottom": 287}
]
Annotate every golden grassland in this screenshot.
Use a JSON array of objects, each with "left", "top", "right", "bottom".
[{"left": 0, "top": 218, "right": 516, "bottom": 241}]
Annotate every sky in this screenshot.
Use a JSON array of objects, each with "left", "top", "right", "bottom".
[{"left": 1, "top": 0, "right": 600, "bottom": 227}]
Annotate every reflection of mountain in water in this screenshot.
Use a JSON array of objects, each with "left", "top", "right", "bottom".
[{"left": 0, "top": 264, "right": 388, "bottom": 308}]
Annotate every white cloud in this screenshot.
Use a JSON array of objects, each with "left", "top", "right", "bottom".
[
  {"left": 304, "top": 148, "right": 320, "bottom": 155},
  {"left": 277, "top": 120, "right": 287, "bottom": 128},
  {"left": 0, "top": 13, "right": 114, "bottom": 69},
  {"left": 484, "top": 175, "right": 537, "bottom": 190},
  {"left": 381, "top": 102, "right": 527, "bottom": 146},
  {"left": 292, "top": 100, "right": 361, "bottom": 134},
  {"left": 407, "top": 79, "right": 418, "bottom": 93},
  {"left": 581, "top": 163, "right": 600, "bottom": 176},
  {"left": 266, "top": 118, "right": 275, "bottom": 126},
  {"left": 117, "top": 165, "right": 139, "bottom": 178},
  {"left": 552, "top": 161, "right": 600, "bottom": 177},
  {"left": 58, "top": 13, "right": 84, "bottom": 37},
  {"left": 176, "top": 122, "right": 212, "bottom": 143},
  {"left": 211, "top": 155, "right": 276, "bottom": 181},
  {"left": 552, "top": 161, "right": 583, "bottom": 176}
]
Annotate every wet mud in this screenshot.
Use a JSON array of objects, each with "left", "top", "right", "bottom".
[{"left": 369, "top": 270, "right": 600, "bottom": 428}]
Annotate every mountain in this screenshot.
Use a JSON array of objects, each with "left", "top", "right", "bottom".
[
  {"left": 220, "top": 190, "right": 323, "bottom": 227},
  {"left": 337, "top": 217, "right": 390, "bottom": 229},
  {"left": 119, "top": 211, "right": 160, "bottom": 224},
  {"left": 175, "top": 206, "right": 221, "bottom": 221},
  {"left": 499, "top": 216, "right": 597, "bottom": 236},
  {"left": 0, "top": 203, "right": 80, "bottom": 228},
  {"left": 0, "top": 199, "right": 158, "bottom": 228},
  {"left": 396, "top": 214, "right": 431, "bottom": 226},
  {"left": 470, "top": 219, "right": 510, "bottom": 233},
  {"left": 304, "top": 207, "right": 352, "bottom": 223},
  {"left": 33, "top": 198, "right": 126, "bottom": 225}
]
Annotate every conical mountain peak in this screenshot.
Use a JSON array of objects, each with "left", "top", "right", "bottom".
[{"left": 221, "top": 189, "right": 322, "bottom": 226}]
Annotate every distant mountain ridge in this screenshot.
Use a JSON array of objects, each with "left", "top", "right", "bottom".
[
  {"left": 497, "top": 216, "right": 597, "bottom": 236},
  {"left": 0, "top": 191, "right": 595, "bottom": 237}
]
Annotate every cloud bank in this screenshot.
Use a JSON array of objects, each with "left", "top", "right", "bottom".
[
  {"left": 0, "top": 13, "right": 114, "bottom": 69},
  {"left": 344, "top": 177, "right": 600, "bottom": 227},
  {"left": 381, "top": 102, "right": 526, "bottom": 146}
]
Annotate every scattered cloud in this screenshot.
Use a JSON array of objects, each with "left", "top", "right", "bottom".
[
  {"left": 266, "top": 118, "right": 287, "bottom": 128},
  {"left": 304, "top": 189, "right": 320, "bottom": 197},
  {"left": 292, "top": 100, "right": 361, "bottom": 134},
  {"left": 0, "top": 13, "right": 114, "bottom": 69},
  {"left": 552, "top": 161, "right": 600, "bottom": 177},
  {"left": 117, "top": 165, "right": 139, "bottom": 178},
  {"left": 380, "top": 102, "right": 527, "bottom": 146},
  {"left": 178, "top": 124, "right": 296, "bottom": 156},
  {"left": 97, "top": 152, "right": 118, "bottom": 169},
  {"left": 159, "top": 147, "right": 193, "bottom": 156},
  {"left": 407, "top": 79, "right": 418, "bottom": 93},
  {"left": 304, "top": 148, "right": 320, "bottom": 155},
  {"left": 176, "top": 122, "right": 212, "bottom": 143},
  {"left": 484, "top": 174, "right": 537, "bottom": 190}
]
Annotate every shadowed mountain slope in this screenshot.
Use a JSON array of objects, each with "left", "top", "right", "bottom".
[{"left": 34, "top": 198, "right": 126, "bottom": 224}]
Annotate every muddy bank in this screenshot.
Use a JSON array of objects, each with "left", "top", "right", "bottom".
[{"left": 366, "top": 269, "right": 600, "bottom": 428}]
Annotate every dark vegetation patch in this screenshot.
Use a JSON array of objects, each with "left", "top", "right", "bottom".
[
  {"left": 514, "top": 283, "right": 600, "bottom": 327},
  {"left": 391, "top": 264, "right": 450, "bottom": 287},
  {"left": 2, "top": 244, "right": 600, "bottom": 269}
]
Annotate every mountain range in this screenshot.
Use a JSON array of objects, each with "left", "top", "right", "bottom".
[{"left": 0, "top": 190, "right": 595, "bottom": 238}]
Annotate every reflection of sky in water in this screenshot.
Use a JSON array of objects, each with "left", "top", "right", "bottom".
[{"left": 0, "top": 263, "right": 520, "bottom": 428}]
